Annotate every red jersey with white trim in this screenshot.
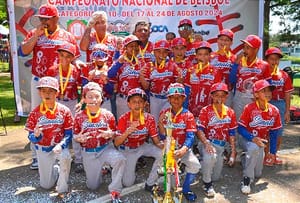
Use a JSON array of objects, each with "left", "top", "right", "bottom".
[
  {"left": 137, "top": 41, "right": 154, "bottom": 63},
  {"left": 172, "top": 57, "right": 193, "bottom": 78},
  {"left": 270, "top": 70, "right": 294, "bottom": 100},
  {"left": 160, "top": 108, "right": 196, "bottom": 147},
  {"left": 239, "top": 102, "right": 282, "bottom": 139},
  {"left": 116, "top": 112, "right": 158, "bottom": 148},
  {"left": 198, "top": 104, "right": 237, "bottom": 141},
  {"left": 23, "top": 28, "right": 80, "bottom": 78},
  {"left": 111, "top": 59, "right": 145, "bottom": 95},
  {"left": 86, "top": 32, "right": 117, "bottom": 66},
  {"left": 235, "top": 59, "right": 271, "bottom": 93},
  {"left": 25, "top": 102, "right": 73, "bottom": 146},
  {"left": 210, "top": 51, "right": 236, "bottom": 86},
  {"left": 144, "top": 60, "right": 181, "bottom": 95},
  {"left": 73, "top": 108, "right": 116, "bottom": 148},
  {"left": 184, "top": 64, "right": 222, "bottom": 117},
  {"left": 47, "top": 64, "right": 81, "bottom": 101}
]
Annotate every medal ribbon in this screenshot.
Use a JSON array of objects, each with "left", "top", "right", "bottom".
[
  {"left": 39, "top": 101, "right": 57, "bottom": 115},
  {"left": 139, "top": 42, "right": 149, "bottom": 59},
  {"left": 241, "top": 56, "right": 257, "bottom": 67},
  {"left": 217, "top": 46, "right": 231, "bottom": 58},
  {"left": 86, "top": 108, "right": 101, "bottom": 122},
  {"left": 156, "top": 59, "right": 166, "bottom": 70},
  {"left": 59, "top": 64, "right": 72, "bottom": 96},
  {"left": 95, "top": 32, "right": 107, "bottom": 44},
  {"left": 44, "top": 26, "right": 59, "bottom": 38},
  {"left": 212, "top": 104, "right": 227, "bottom": 119},
  {"left": 196, "top": 62, "right": 209, "bottom": 73},
  {"left": 271, "top": 65, "right": 279, "bottom": 76},
  {"left": 256, "top": 100, "right": 269, "bottom": 112},
  {"left": 170, "top": 107, "right": 183, "bottom": 122},
  {"left": 130, "top": 109, "right": 145, "bottom": 125}
]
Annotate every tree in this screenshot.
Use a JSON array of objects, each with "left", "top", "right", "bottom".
[{"left": 0, "top": 0, "right": 7, "bottom": 24}]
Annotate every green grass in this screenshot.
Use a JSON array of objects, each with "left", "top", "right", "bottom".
[
  {"left": 291, "top": 94, "right": 300, "bottom": 107},
  {"left": 0, "top": 75, "right": 26, "bottom": 133},
  {"left": 0, "top": 62, "right": 9, "bottom": 72}
]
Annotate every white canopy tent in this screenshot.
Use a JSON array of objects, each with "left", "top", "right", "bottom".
[{"left": 0, "top": 25, "right": 9, "bottom": 35}]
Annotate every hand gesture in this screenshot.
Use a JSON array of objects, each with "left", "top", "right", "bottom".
[
  {"left": 35, "top": 24, "right": 46, "bottom": 37},
  {"left": 204, "top": 142, "right": 216, "bottom": 154},
  {"left": 252, "top": 137, "right": 268, "bottom": 148},
  {"left": 53, "top": 144, "right": 62, "bottom": 154},
  {"left": 34, "top": 125, "right": 43, "bottom": 137},
  {"left": 235, "top": 51, "right": 244, "bottom": 64},
  {"left": 74, "top": 129, "right": 88, "bottom": 143}
]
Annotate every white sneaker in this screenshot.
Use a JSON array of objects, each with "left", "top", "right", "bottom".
[
  {"left": 205, "top": 186, "right": 216, "bottom": 197},
  {"left": 241, "top": 176, "right": 251, "bottom": 194}
]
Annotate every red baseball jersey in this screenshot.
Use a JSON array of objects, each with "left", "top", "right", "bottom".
[
  {"left": 160, "top": 108, "right": 196, "bottom": 148},
  {"left": 137, "top": 41, "right": 154, "bottom": 63},
  {"left": 73, "top": 108, "right": 116, "bottom": 148},
  {"left": 23, "top": 28, "right": 80, "bottom": 78},
  {"left": 198, "top": 104, "right": 237, "bottom": 141},
  {"left": 235, "top": 59, "right": 271, "bottom": 93},
  {"left": 172, "top": 57, "right": 193, "bottom": 79},
  {"left": 184, "top": 64, "right": 222, "bottom": 117},
  {"left": 239, "top": 102, "right": 282, "bottom": 139},
  {"left": 110, "top": 60, "right": 145, "bottom": 95},
  {"left": 270, "top": 70, "right": 294, "bottom": 100},
  {"left": 47, "top": 64, "right": 81, "bottom": 101},
  {"left": 116, "top": 112, "right": 158, "bottom": 148},
  {"left": 85, "top": 31, "right": 117, "bottom": 66},
  {"left": 144, "top": 60, "right": 181, "bottom": 95},
  {"left": 25, "top": 102, "right": 73, "bottom": 146},
  {"left": 210, "top": 51, "right": 236, "bottom": 86}
]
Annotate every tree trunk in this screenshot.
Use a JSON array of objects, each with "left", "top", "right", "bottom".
[{"left": 264, "top": 0, "right": 271, "bottom": 59}]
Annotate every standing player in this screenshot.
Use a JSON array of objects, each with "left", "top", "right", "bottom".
[
  {"left": 19, "top": 4, "right": 80, "bottom": 169},
  {"left": 238, "top": 79, "right": 281, "bottom": 194},
  {"left": 158, "top": 83, "right": 201, "bottom": 202},
  {"left": 210, "top": 29, "right": 236, "bottom": 106},
  {"left": 197, "top": 82, "right": 237, "bottom": 197},
  {"left": 114, "top": 88, "right": 164, "bottom": 190},
  {"left": 25, "top": 77, "right": 73, "bottom": 200},
  {"left": 264, "top": 47, "right": 293, "bottom": 166},
  {"left": 184, "top": 41, "right": 222, "bottom": 118},
  {"left": 140, "top": 39, "right": 182, "bottom": 122},
  {"left": 73, "top": 82, "right": 126, "bottom": 202}
]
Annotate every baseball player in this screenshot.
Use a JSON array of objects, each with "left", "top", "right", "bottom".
[
  {"left": 196, "top": 82, "right": 237, "bottom": 197},
  {"left": 140, "top": 39, "right": 182, "bottom": 122},
  {"left": 238, "top": 79, "right": 281, "bottom": 194},
  {"left": 46, "top": 43, "right": 83, "bottom": 173},
  {"left": 79, "top": 11, "right": 118, "bottom": 67},
  {"left": 73, "top": 82, "right": 125, "bottom": 203},
  {"left": 264, "top": 47, "right": 294, "bottom": 166},
  {"left": 25, "top": 76, "right": 73, "bottom": 200},
  {"left": 170, "top": 37, "right": 193, "bottom": 79},
  {"left": 158, "top": 83, "right": 201, "bottom": 202},
  {"left": 210, "top": 29, "right": 237, "bottom": 106},
  {"left": 184, "top": 41, "right": 222, "bottom": 118},
  {"left": 19, "top": 4, "right": 80, "bottom": 169},
  {"left": 108, "top": 35, "right": 146, "bottom": 119},
  {"left": 114, "top": 88, "right": 164, "bottom": 190}
]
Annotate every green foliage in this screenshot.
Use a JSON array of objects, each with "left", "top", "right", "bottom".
[{"left": 0, "top": 0, "right": 7, "bottom": 23}]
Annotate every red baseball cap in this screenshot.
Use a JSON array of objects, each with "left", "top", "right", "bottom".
[
  {"left": 171, "top": 37, "right": 187, "bottom": 48},
  {"left": 154, "top": 40, "right": 170, "bottom": 50},
  {"left": 35, "top": 4, "right": 58, "bottom": 18},
  {"left": 127, "top": 88, "right": 147, "bottom": 102},
  {"left": 218, "top": 29, "right": 234, "bottom": 40},
  {"left": 82, "top": 82, "right": 103, "bottom": 97},
  {"left": 178, "top": 19, "right": 192, "bottom": 27},
  {"left": 37, "top": 76, "right": 59, "bottom": 92},
  {"left": 57, "top": 43, "right": 76, "bottom": 56},
  {"left": 167, "top": 83, "right": 186, "bottom": 98},
  {"left": 265, "top": 47, "right": 283, "bottom": 58},
  {"left": 194, "top": 41, "right": 212, "bottom": 53},
  {"left": 210, "top": 82, "right": 229, "bottom": 94},
  {"left": 123, "top": 35, "right": 140, "bottom": 47},
  {"left": 253, "top": 79, "right": 274, "bottom": 93},
  {"left": 240, "top": 35, "right": 261, "bottom": 49}
]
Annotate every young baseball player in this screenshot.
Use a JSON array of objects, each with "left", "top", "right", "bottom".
[
  {"left": 158, "top": 83, "right": 201, "bottom": 202},
  {"left": 264, "top": 47, "right": 294, "bottom": 166},
  {"left": 238, "top": 79, "right": 281, "bottom": 194},
  {"left": 73, "top": 82, "right": 126, "bottom": 202},
  {"left": 114, "top": 88, "right": 164, "bottom": 190},
  {"left": 197, "top": 82, "right": 237, "bottom": 197},
  {"left": 210, "top": 29, "right": 236, "bottom": 106},
  {"left": 108, "top": 35, "right": 146, "bottom": 119},
  {"left": 46, "top": 43, "right": 83, "bottom": 173},
  {"left": 140, "top": 39, "right": 182, "bottom": 122},
  {"left": 25, "top": 76, "right": 73, "bottom": 199},
  {"left": 184, "top": 41, "right": 222, "bottom": 118}
]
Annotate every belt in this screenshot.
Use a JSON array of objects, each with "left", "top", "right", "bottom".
[
  {"left": 102, "top": 97, "right": 110, "bottom": 102},
  {"left": 57, "top": 97, "right": 70, "bottom": 102},
  {"left": 83, "top": 144, "right": 108, "bottom": 152},
  {"left": 118, "top": 94, "right": 127, "bottom": 99},
  {"left": 35, "top": 145, "right": 54, "bottom": 152},
  {"left": 33, "top": 76, "right": 40, "bottom": 82},
  {"left": 210, "top": 139, "right": 226, "bottom": 147},
  {"left": 119, "top": 145, "right": 139, "bottom": 150},
  {"left": 150, "top": 92, "right": 166, "bottom": 99}
]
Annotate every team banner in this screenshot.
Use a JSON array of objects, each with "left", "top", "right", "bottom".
[{"left": 8, "top": 0, "right": 263, "bottom": 116}]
